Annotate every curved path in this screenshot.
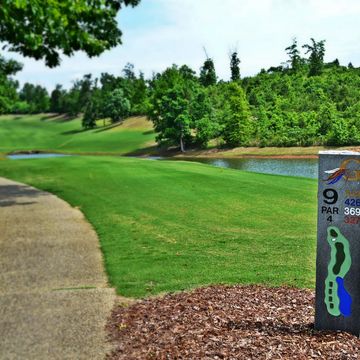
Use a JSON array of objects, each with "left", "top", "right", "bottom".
[{"left": 0, "top": 177, "right": 115, "bottom": 359}]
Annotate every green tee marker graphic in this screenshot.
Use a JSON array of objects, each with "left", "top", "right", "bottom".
[{"left": 325, "top": 226, "right": 352, "bottom": 317}]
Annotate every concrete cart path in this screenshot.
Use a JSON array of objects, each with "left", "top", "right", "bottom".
[{"left": 0, "top": 177, "right": 116, "bottom": 360}]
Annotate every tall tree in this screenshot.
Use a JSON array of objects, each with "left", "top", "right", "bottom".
[
  {"left": 149, "top": 65, "right": 201, "bottom": 152},
  {"left": 0, "top": 54, "right": 22, "bottom": 114},
  {"left": 200, "top": 58, "right": 217, "bottom": 87},
  {"left": 104, "top": 88, "right": 130, "bottom": 123},
  {"left": 78, "top": 74, "right": 94, "bottom": 110},
  {"left": 230, "top": 52, "right": 241, "bottom": 81},
  {"left": 131, "top": 71, "right": 148, "bottom": 114},
  {"left": 82, "top": 100, "right": 97, "bottom": 129},
  {"left": 50, "top": 84, "right": 66, "bottom": 113},
  {"left": 285, "top": 38, "right": 302, "bottom": 72},
  {"left": 122, "top": 63, "right": 136, "bottom": 80},
  {"left": 0, "top": 0, "right": 141, "bottom": 67},
  {"left": 19, "top": 83, "right": 49, "bottom": 113},
  {"left": 222, "top": 82, "right": 253, "bottom": 147},
  {"left": 303, "top": 38, "right": 326, "bottom": 76}
]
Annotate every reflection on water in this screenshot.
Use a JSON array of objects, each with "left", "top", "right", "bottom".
[
  {"left": 6, "top": 152, "right": 318, "bottom": 179},
  {"left": 8, "top": 153, "right": 71, "bottom": 160},
  {"left": 171, "top": 157, "right": 318, "bottom": 179}
]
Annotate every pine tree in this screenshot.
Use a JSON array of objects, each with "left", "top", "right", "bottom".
[
  {"left": 200, "top": 58, "right": 217, "bottom": 87},
  {"left": 230, "top": 52, "right": 241, "bottom": 81},
  {"left": 303, "top": 38, "right": 326, "bottom": 76},
  {"left": 285, "top": 38, "right": 302, "bottom": 72},
  {"left": 82, "top": 100, "right": 97, "bottom": 129}
]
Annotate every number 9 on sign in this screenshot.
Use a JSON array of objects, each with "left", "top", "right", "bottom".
[{"left": 323, "top": 189, "right": 338, "bottom": 205}]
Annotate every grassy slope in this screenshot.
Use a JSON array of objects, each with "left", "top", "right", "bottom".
[
  {"left": 2, "top": 114, "right": 357, "bottom": 158},
  {"left": 0, "top": 114, "right": 156, "bottom": 155},
  {"left": 0, "top": 156, "right": 317, "bottom": 297}
]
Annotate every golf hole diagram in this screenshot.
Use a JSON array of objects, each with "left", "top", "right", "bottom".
[{"left": 325, "top": 226, "right": 352, "bottom": 317}]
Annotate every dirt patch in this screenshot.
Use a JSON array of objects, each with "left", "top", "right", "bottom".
[
  {"left": 109, "top": 116, "right": 153, "bottom": 131},
  {"left": 107, "top": 285, "right": 360, "bottom": 359}
]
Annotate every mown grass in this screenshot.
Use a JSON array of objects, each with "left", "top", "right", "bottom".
[
  {"left": 2, "top": 114, "right": 356, "bottom": 157},
  {"left": 0, "top": 156, "right": 317, "bottom": 298},
  {"left": 0, "top": 114, "right": 156, "bottom": 155}
]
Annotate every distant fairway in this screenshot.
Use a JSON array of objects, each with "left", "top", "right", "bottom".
[
  {"left": 0, "top": 114, "right": 156, "bottom": 155},
  {"left": 0, "top": 156, "right": 317, "bottom": 298}
]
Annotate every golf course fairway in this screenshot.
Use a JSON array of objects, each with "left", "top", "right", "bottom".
[
  {"left": 0, "top": 114, "right": 156, "bottom": 155},
  {"left": 0, "top": 156, "right": 317, "bottom": 297}
]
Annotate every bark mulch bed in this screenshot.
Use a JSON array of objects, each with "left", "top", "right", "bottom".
[{"left": 107, "top": 285, "right": 360, "bottom": 359}]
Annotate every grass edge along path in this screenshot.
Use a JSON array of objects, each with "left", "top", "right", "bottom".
[
  {"left": 0, "top": 156, "right": 317, "bottom": 298},
  {"left": 0, "top": 177, "right": 116, "bottom": 359}
]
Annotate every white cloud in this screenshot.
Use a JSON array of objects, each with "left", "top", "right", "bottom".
[{"left": 5, "top": 0, "right": 360, "bottom": 90}]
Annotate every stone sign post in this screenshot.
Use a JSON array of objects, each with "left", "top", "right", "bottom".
[{"left": 315, "top": 150, "right": 360, "bottom": 335}]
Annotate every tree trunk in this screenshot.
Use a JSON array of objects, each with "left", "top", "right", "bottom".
[{"left": 180, "top": 133, "right": 185, "bottom": 153}]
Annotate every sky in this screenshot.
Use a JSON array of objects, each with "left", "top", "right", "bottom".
[{"left": 4, "top": 0, "right": 360, "bottom": 91}]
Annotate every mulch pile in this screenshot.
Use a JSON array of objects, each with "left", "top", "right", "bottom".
[{"left": 107, "top": 285, "right": 360, "bottom": 359}]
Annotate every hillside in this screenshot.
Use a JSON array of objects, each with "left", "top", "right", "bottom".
[{"left": 0, "top": 114, "right": 156, "bottom": 155}]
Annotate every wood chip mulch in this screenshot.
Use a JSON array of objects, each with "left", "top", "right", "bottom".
[{"left": 106, "top": 285, "right": 360, "bottom": 359}]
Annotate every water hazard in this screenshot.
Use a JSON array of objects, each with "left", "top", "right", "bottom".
[
  {"left": 168, "top": 157, "right": 318, "bottom": 179},
  {"left": 7, "top": 153, "right": 71, "bottom": 160},
  {"left": 7, "top": 152, "right": 318, "bottom": 179}
]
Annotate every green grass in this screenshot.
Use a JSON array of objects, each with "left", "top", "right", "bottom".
[
  {"left": 0, "top": 155, "right": 317, "bottom": 298},
  {"left": 2, "top": 114, "right": 355, "bottom": 158},
  {"left": 0, "top": 114, "right": 156, "bottom": 155}
]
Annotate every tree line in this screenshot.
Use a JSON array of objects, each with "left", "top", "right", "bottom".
[{"left": 1, "top": 37, "right": 360, "bottom": 149}]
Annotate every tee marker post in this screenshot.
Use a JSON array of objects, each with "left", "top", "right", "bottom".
[{"left": 315, "top": 150, "right": 360, "bottom": 336}]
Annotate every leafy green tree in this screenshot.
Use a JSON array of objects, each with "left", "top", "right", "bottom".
[
  {"left": 19, "top": 83, "right": 50, "bottom": 113},
  {"left": 78, "top": 74, "right": 94, "bottom": 110},
  {"left": 326, "top": 117, "right": 350, "bottom": 146},
  {"left": 0, "top": 54, "right": 22, "bottom": 114},
  {"left": 100, "top": 72, "right": 120, "bottom": 93},
  {"left": 221, "top": 83, "right": 253, "bottom": 147},
  {"left": 62, "top": 74, "right": 95, "bottom": 116},
  {"left": 120, "top": 64, "right": 149, "bottom": 115},
  {"left": 330, "top": 58, "right": 340, "bottom": 67},
  {"left": 122, "top": 63, "right": 136, "bottom": 80},
  {"left": 200, "top": 58, "right": 217, "bottom": 86},
  {"left": 104, "top": 88, "right": 130, "bottom": 123},
  {"left": 285, "top": 38, "right": 302, "bottom": 72},
  {"left": 303, "top": 38, "right": 326, "bottom": 76},
  {"left": 62, "top": 83, "right": 81, "bottom": 116},
  {"left": 192, "top": 86, "right": 222, "bottom": 147},
  {"left": 0, "top": 0, "right": 141, "bottom": 67},
  {"left": 131, "top": 71, "right": 148, "bottom": 114},
  {"left": 149, "top": 65, "right": 204, "bottom": 151},
  {"left": 153, "top": 86, "right": 192, "bottom": 152},
  {"left": 50, "top": 84, "right": 66, "bottom": 113},
  {"left": 230, "top": 52, "right": 241, "bottom": 81},
  {"left": 0, "top": 55, "right": 23, "bottom": 76},
  {"left": 82, "top": 100, "right": 97, "bottom": 129}
]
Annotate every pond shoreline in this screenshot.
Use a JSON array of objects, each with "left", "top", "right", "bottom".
[
  {"left": 131, "top": 145, "right": 360, "bottom": 160},
  {"left": 172, "top": 153, "right": 319, "bottom": 159},
  {"left": 6, "top": 145, "right": 360, "bottom": 160}
]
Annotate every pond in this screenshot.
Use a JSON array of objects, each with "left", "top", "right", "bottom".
[
  {"left": 7, "top": 153, "right": 71, "bottom": 160},
  {"left": 6, "top": 153, "right": 319, "bottom": 179},
  {"left": 168, "top": 157, "right": 319, "bottom": 179}
]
